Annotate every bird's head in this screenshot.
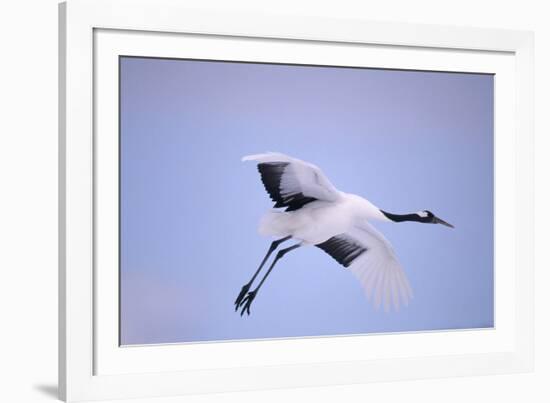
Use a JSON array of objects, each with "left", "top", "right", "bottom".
[{"left": 416, "top": 210, "right": 454, "bottom": 228}]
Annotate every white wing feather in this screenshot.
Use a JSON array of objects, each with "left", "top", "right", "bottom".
[
  {"left": 242, "top": 152, "right": 340, "bottom": 202},
  {"left": 345, "top": 221, "right": 413, "bottom": 311}
]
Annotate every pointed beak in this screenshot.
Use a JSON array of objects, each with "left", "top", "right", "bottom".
[{"left": 434, "top": 216, "right": 454, "bottom": 228}]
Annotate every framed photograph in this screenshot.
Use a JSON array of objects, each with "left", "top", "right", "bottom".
[{"left": 59, "top": 0, "right": 534, "bottom": 401}]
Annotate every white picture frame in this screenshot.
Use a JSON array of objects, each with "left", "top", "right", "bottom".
[{"left": 59, "top": 0, "right": 534, "bottom": 401}]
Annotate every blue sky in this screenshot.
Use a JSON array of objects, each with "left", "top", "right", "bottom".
[{"left": 120, "top": 57, "right": 494, "bottom": 345}]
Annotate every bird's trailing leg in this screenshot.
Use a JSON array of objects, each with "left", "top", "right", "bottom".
[
  {"left": 234, "top": 236, "right": 291, "bottom": 310},
  {"left": 239, "top": 243, "right": 302, "bottom": 316}
]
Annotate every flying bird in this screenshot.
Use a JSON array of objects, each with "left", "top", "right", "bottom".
[{"left": 235, "top": 152, "right": 453, "bottom": 316}]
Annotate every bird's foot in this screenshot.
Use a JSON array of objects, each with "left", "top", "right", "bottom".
[
  {"left": 238, "top": 290, "right": 257, "bottom": 316},
  {"left": 234, "top": 283, "right": 251, "bottom": 311}
]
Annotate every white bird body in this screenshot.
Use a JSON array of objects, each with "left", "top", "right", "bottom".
[
  {"left": 259, "top": 193, "right": 388, "bottom": 245},
  {"left": 236, "top": 152, "right": 453, "bottom": 315}
]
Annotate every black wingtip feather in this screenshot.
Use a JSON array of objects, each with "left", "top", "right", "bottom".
[
  {"left": 316, "top": 235, "right": 367, "bottom": 268},
  {"left": 257, "top": 162, "right": 317, "bottom": 211},
  {"left": 257, "top": 162, "right": 287, "bottom": 204}
]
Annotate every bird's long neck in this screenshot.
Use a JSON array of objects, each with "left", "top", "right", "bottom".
[{"left": 381, "top": 210, "right": 423, "bottom": 223}]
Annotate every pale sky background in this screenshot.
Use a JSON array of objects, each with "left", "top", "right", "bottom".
[{"left": 119, "top": 56, "right": 494, "bottom": 345}]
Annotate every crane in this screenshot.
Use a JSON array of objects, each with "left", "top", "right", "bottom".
[{"left": 235, "top": 152, "right": 453, "bottom": 316}]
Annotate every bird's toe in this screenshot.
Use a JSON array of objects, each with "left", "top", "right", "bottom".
[
  {"left": 239, "top": 291, "right": 257, "bottom": 316},
  {"left": 234, "top": 284, "right": 251, "bottom": 310}
]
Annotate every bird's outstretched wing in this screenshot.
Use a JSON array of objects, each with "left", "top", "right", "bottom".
[
  {"left": 243, "top": 152, "right": 340, "bottom": 211},
  {"left": 316, "top": 221, "right": 413, "bottom": 311}
]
